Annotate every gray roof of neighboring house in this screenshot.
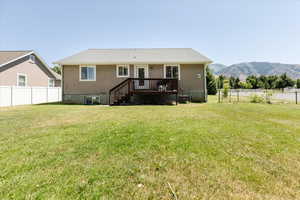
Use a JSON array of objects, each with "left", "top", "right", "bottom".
[
  {"left": 54, "top": 48, "right": 213, "bottom": 65},
  {"left": 0, "top": 50, "right": 61, "bottom": 80},
  {"left": 0, "top": 50, "right": 32, "bottom": 66}
]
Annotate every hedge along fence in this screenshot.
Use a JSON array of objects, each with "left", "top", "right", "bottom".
[
  {"left": 0, "top": 86, "right": 62, "bottom": 107},
  {"left": 217, "top": 89, "right": 299, "bottom": 104}
]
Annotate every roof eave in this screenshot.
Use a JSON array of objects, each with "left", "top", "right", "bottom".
[
  {"left": 0, "top": 51, "right": 61, "bottom": 80},
  {"left": 54, "top": 60, "right": 213, "bottom": 65}
]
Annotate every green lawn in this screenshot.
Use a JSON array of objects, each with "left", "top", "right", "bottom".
[{"left": 1, "top": 97, "right": 300, "bottom": 199}]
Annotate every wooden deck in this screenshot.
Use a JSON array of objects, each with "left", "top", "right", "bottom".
[
  {"left": 132, "top": 89, "right": 178, "bottom": 95},
  {"left": 109, "top": 78, "right": 179, "bottom": 105}
]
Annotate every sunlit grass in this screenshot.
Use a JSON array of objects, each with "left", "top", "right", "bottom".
[{"left": 0, "top": 97, "right": 300, "bottom": 199}]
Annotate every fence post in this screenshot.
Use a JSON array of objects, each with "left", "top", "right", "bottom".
[
  {"left": 218, "top": 89, "right": 220, "bottom": 103},
  {"left": 296, "top": 91, "right": 298, "bottom": 104},
  {"left": 31, "top": 87, "right": 33, "bottom": 104},
  {"left": 265, "top": 90, "right": 267, "bottom": 103},
  {"left": 58, "top": 88, "right": 60, "bottom": 101},
  {"left": 237, "top": 90, "right": 239, "bottom": 103},
  {"left": 229, "top": 89, "right": 231, "bottom": 103},
  {"left": 10, "top": 86, "right": 13, "bottom": 106},
  {"left": 46, "top": 87, "right": 48, "bottom": 103}
]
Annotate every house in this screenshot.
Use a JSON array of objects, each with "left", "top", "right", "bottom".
[
  {"left": 54, "top": 48, "right": 212, "bottom": 105},
  {"left": 0, "top": 50, "right": 61, "bottom": 87}
]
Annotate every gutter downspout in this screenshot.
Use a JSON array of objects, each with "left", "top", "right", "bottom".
[
  {"left": 204, "top": 63, "right": 208, "bottom": 102},
  {"left": 60, "top": 64, "right": 64, "bottom": 103}
]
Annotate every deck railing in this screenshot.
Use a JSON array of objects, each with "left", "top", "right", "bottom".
[{"left": 109, "top": 78, "right": 178, "bottom": 105}]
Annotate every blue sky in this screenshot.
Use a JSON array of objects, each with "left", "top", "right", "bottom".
[{"left": 0, "top": 0, "right": 299, "bottom": 66}]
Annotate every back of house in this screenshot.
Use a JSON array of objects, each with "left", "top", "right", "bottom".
[
  {"left": 0, "top": 50, "right": 61, "bottom": 87},
  {"left": 54, "top": 48, "right": 212, "bottom": 105}
]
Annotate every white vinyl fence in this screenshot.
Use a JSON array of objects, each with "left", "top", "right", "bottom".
[
  {"left": 0, "top": 86, "right": 62, "bottom": 107},
  {"left": 217, "top": 89, "right": 299, "bottom": 104}
]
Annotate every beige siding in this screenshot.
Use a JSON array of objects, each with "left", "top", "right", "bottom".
[
  {"left": 149, "top": 64, "right": 164, "bottom": 78},
  {"left": 180, "top": 64, "right": 205, "bottom": 93},
  {"left": 63, "top": 64, "right": 205, "bottom": 95},
  {"left": 63, "top": 65, "right": 128, "bottom": 94},
  {"left": 0, "top": 60, "right": 52, "bottom": 87}
]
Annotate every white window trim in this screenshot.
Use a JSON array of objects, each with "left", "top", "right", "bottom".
[
  {"left": 116, "top": 64, "right": 130, "bottom": 78},
  {"left": 163, "top": 64, "right": 180, "bottom": 80},
  {"left": 17, "top": 73, "right": 28, "bottom": 87},
  {"left": 48, "top": 78, "right": 55, "bottom": 87},
  {"left": 79, "top": 65, "right": 96, "bottom": 81},
  {"left": 134, "top": 64, "right": 149, "bottom": 78}
]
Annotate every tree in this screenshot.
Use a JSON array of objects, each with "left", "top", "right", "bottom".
[
  {"left": 206, "top": 67, "right": 217, "bottom": 95},
  {"left": 276, "top": 73, "right": 295, "bottom": 89},
  {"left": 51, "top": 65, "right": 62, "bottom": 75},
  {"left": 267, "top": 75, "right": 279, "bottom": 89},
  {"left": 223, "top": 79, "right": 230, "bottom": 98},
  {"left": 228, "top": 77, "right": 241, "bottom": 89},
  {"left": 240, "top": 81, "right": 252, "bottom": 89},
  {"left": 246, "top": 75, "right": 259, "bottom": 89},
  {"left": 234, "top": 78, "right": 241, "bottom": 89},
  {"left": 258, "top": 75, "right": 270, "bottom": 89},
  {"left": 216, "top": 75, "right": 225, "bottom": 89},
  {"left": 229, "top": 77, "right": 235, "bottom": 89},
  {"left": 297, "top": 79, "right": 300, "bottom": 89}
]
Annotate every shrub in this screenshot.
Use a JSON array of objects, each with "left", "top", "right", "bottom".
[
  {"left": 206, "top": 67, "right": 217, "bottom": 95},
  {"left": 223, "top": 80, "right": 230, "bottom": 98},
  {"left": 297, "top": 79, "right": 300, "bottom": 89},
  {"left": 265, "top": 90, "right": 273, "bottom": 104},
  {"left": 250, "top": 94, "right": 264, "bottom": 103}
]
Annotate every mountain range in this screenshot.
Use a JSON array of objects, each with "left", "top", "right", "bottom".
[{"left": 209, "top": 62, "right": 300, "bottom": 80}]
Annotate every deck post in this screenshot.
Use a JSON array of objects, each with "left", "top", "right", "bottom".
[
  {"left": 128, "top": 79, "right": 130, "bottom": 94},
  {"left": 108, "top": 92, "right": 110, "bottom": 105}
]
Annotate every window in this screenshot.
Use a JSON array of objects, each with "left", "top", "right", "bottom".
[
  {"left": 29, "top": 55, "right": 35, "bottom": 63},
  {"left": 164, "top": 64, "right": 180, "bottom": 80},
  {"left": 80, "top": 65, "right": 96, "bottom": 81},
  {"left": 84, "top": 96, "right": 100, "bottom": 105},
  {"left": 48, "top": 79, "right": 55, "bottom": 87},
  {"left": 117, "top": 65, "right": 129, "bottom": 78},
  {"left": 17, "top": 73, "right": 27, "bottom": 87}
]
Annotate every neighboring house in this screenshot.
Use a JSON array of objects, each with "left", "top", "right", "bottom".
[
  {"left": 0, "top": 50, "right": 61, "bottom": 87},
  {"left": 54, "top": 48, "right": 212, "bottom": 105}
]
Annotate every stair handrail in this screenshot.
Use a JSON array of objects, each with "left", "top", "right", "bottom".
[{"left": 109, "top": 78, "right": 132, "bottom": 105}]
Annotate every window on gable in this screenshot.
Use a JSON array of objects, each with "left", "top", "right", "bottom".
[
  {"left": 117, "top": 65, "right": 129, "bottom": 77},
  {"left": 80, "top": 66, "right": 96, "bottom": 81},
  {"left": 17, "top": 74, "right": 27, "bottom": 87},
  {"left": 165, "top": 65, "right": 180, "bottom": 79}
]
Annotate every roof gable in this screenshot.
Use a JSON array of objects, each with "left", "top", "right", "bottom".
[
  {"left": 54, "top": 48, "right": 212, "bottom": 65},
  {"left": 0, "top": 50, "right": 61, "bottom": 80},
  {"left": 0, "top": 51, "right": 33, "bottom": 66}
]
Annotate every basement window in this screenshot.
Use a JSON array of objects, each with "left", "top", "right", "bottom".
[{"left": 84, "top": 96, "right": 100, "bottom": 105}]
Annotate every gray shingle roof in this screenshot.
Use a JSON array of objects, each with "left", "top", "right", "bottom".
[
  {"left": 54, "top": 48, "right": 212, "bottom": 65},
  {"left": 0, "top": 50, "right": 61, "bottom": 80},
  {"left": 0, "top": 51, "right": 32, "bottom": 66}
]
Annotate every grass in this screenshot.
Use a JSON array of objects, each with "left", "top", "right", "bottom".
[{"left": 0, "top": 96, "right": 300, "bottom": 199}]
